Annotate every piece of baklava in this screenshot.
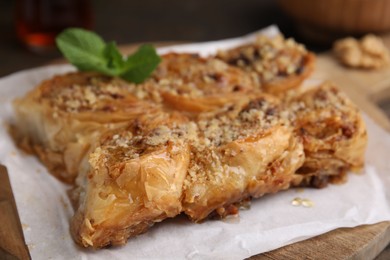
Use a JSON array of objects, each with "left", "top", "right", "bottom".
[
  {"left": 13, "top": 72, "right": 159, "bottom": 183},
  {"left": 182, "top": 95, "right": 305, "bottom": 221},
  {"left": 71, "top": 94, "right": 305, "bottom": 248},
  {"left": 71, "top": 111, "right": 190, "bottom": 247},
  {"left": 146, "top": 53, "right": 258, "bottom": 114},
  {"left": 216, "top": 35, "right": 315, "bottom": 95},
  {"left": 290, "top": 83, "right": 367, "bottom": 187}
]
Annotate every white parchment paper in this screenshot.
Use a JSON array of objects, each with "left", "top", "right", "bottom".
[{"left": 0, "top": 26, "right": 390, "bottom": 260}]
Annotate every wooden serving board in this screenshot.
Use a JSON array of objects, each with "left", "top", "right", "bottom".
[
  {"left": 0, "top": 165, "right": 31, "bottom": 260},
  {"left": 2, "top": 42, "right": 390, "bottom": 260}
]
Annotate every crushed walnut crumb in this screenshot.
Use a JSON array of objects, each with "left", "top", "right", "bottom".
[
  {"left": 149, "top": 53, "right": 255, "bottom": 98},
  {"left": 43, "top": 74, "right": 138, "bottom": 113},
  {"left": 94, "top": 95, "right": 288, "bottom": 189},
  {"left": 287, "top": 83, "right": 359, "bottom": 141},
  {"left": 43, "top": 53, "right": 259, "bottom": 115},
  {"left": 183, "top": 97, "right": 288, "bottom": 190},
  {"left": 216, "top": 34, "right": 309, "bottom": 87}
]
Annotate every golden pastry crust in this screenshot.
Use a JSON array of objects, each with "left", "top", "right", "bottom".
[
  {"left": 71, "top": 95, "right": 305, "bottom": 248},
  {"left": 72, "top": 113, "right": 190, "bottom": 247},
  {"left": 182, "top": 96, "right": 303, "bottom": 220},
  {"left": 289, "top": 83, "right": 367, "bottom": 187},
  {"left": 13, "top": 72, "right": 159, "bottom": 183},
  {"left": 216, "top": 35, "right": 315, "bottom": 95},
  {"left": 150, "top": 53, "right": 258, "bottom": 114}
]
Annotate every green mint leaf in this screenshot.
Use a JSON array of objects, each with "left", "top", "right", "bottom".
[
  {"left": 121, "top": 44, "right": 161, "bottom": 83},
  {"left": 103, "top": 41, "right": 125, "bottom": 73},
  {"left": 56, "top": 28, "right": 161, "bottom": 83},
  {"left": 56, "top": 28, "right": 108, "bottom": 72}
]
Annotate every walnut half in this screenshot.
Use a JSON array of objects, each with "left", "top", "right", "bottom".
[{"left": 333, "top": 34, "right": 390, "bottom": 69}]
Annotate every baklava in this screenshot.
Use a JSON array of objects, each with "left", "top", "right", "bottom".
[{"left": 12, "top": 33, "right": 367, "bottom": 249}]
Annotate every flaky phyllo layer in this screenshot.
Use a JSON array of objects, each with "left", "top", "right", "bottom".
[{"left": 12, "top": 34, "right": 367, "bottom": 248}]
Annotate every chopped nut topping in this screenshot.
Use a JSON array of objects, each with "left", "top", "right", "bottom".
[
  {"left": 96, "top": 94, "right": 289, "bottom": 190},
  {"left": 217, "top": 34, "right": 309, "bottom": 88},
  {"left": 41, "top": 53, "right": 257, "bottom": 114},
  {"left": 287, "top": 83, "right": 358, "bottom": 142},
  {"left": 40, "top": 73, "right": 138, "bottom": 113}
]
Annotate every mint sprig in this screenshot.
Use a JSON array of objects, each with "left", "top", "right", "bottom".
[{"left": 56, "top": 28, "right": 161, "bottom": 83}]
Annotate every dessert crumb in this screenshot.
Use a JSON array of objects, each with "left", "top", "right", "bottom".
[
  {"left": 22, "top": 223, "right": 30, "bottom": 230},
  {"left": 291, "top": 197, "right": 314, "bottom": 207}
]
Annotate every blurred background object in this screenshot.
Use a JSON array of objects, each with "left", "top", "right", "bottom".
[
  {"left": 15, "top": 0, "right": 92, "bottom": 52},
  {"left": 0, "top": 0, "right": 296, "bottom": 77},
  {"left": 278, "top": 0, "right": 390, "bottom": 44},
  {"left": 2, "top": 0, "right": 390, "bottom": 77}
]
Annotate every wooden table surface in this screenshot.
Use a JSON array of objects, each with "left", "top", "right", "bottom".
[
  {"left": 2, "top": 41, "right": 390, "bottom": 260},
  {"left": 0, "top": 165, "right": 30, "bottom": 260}
]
